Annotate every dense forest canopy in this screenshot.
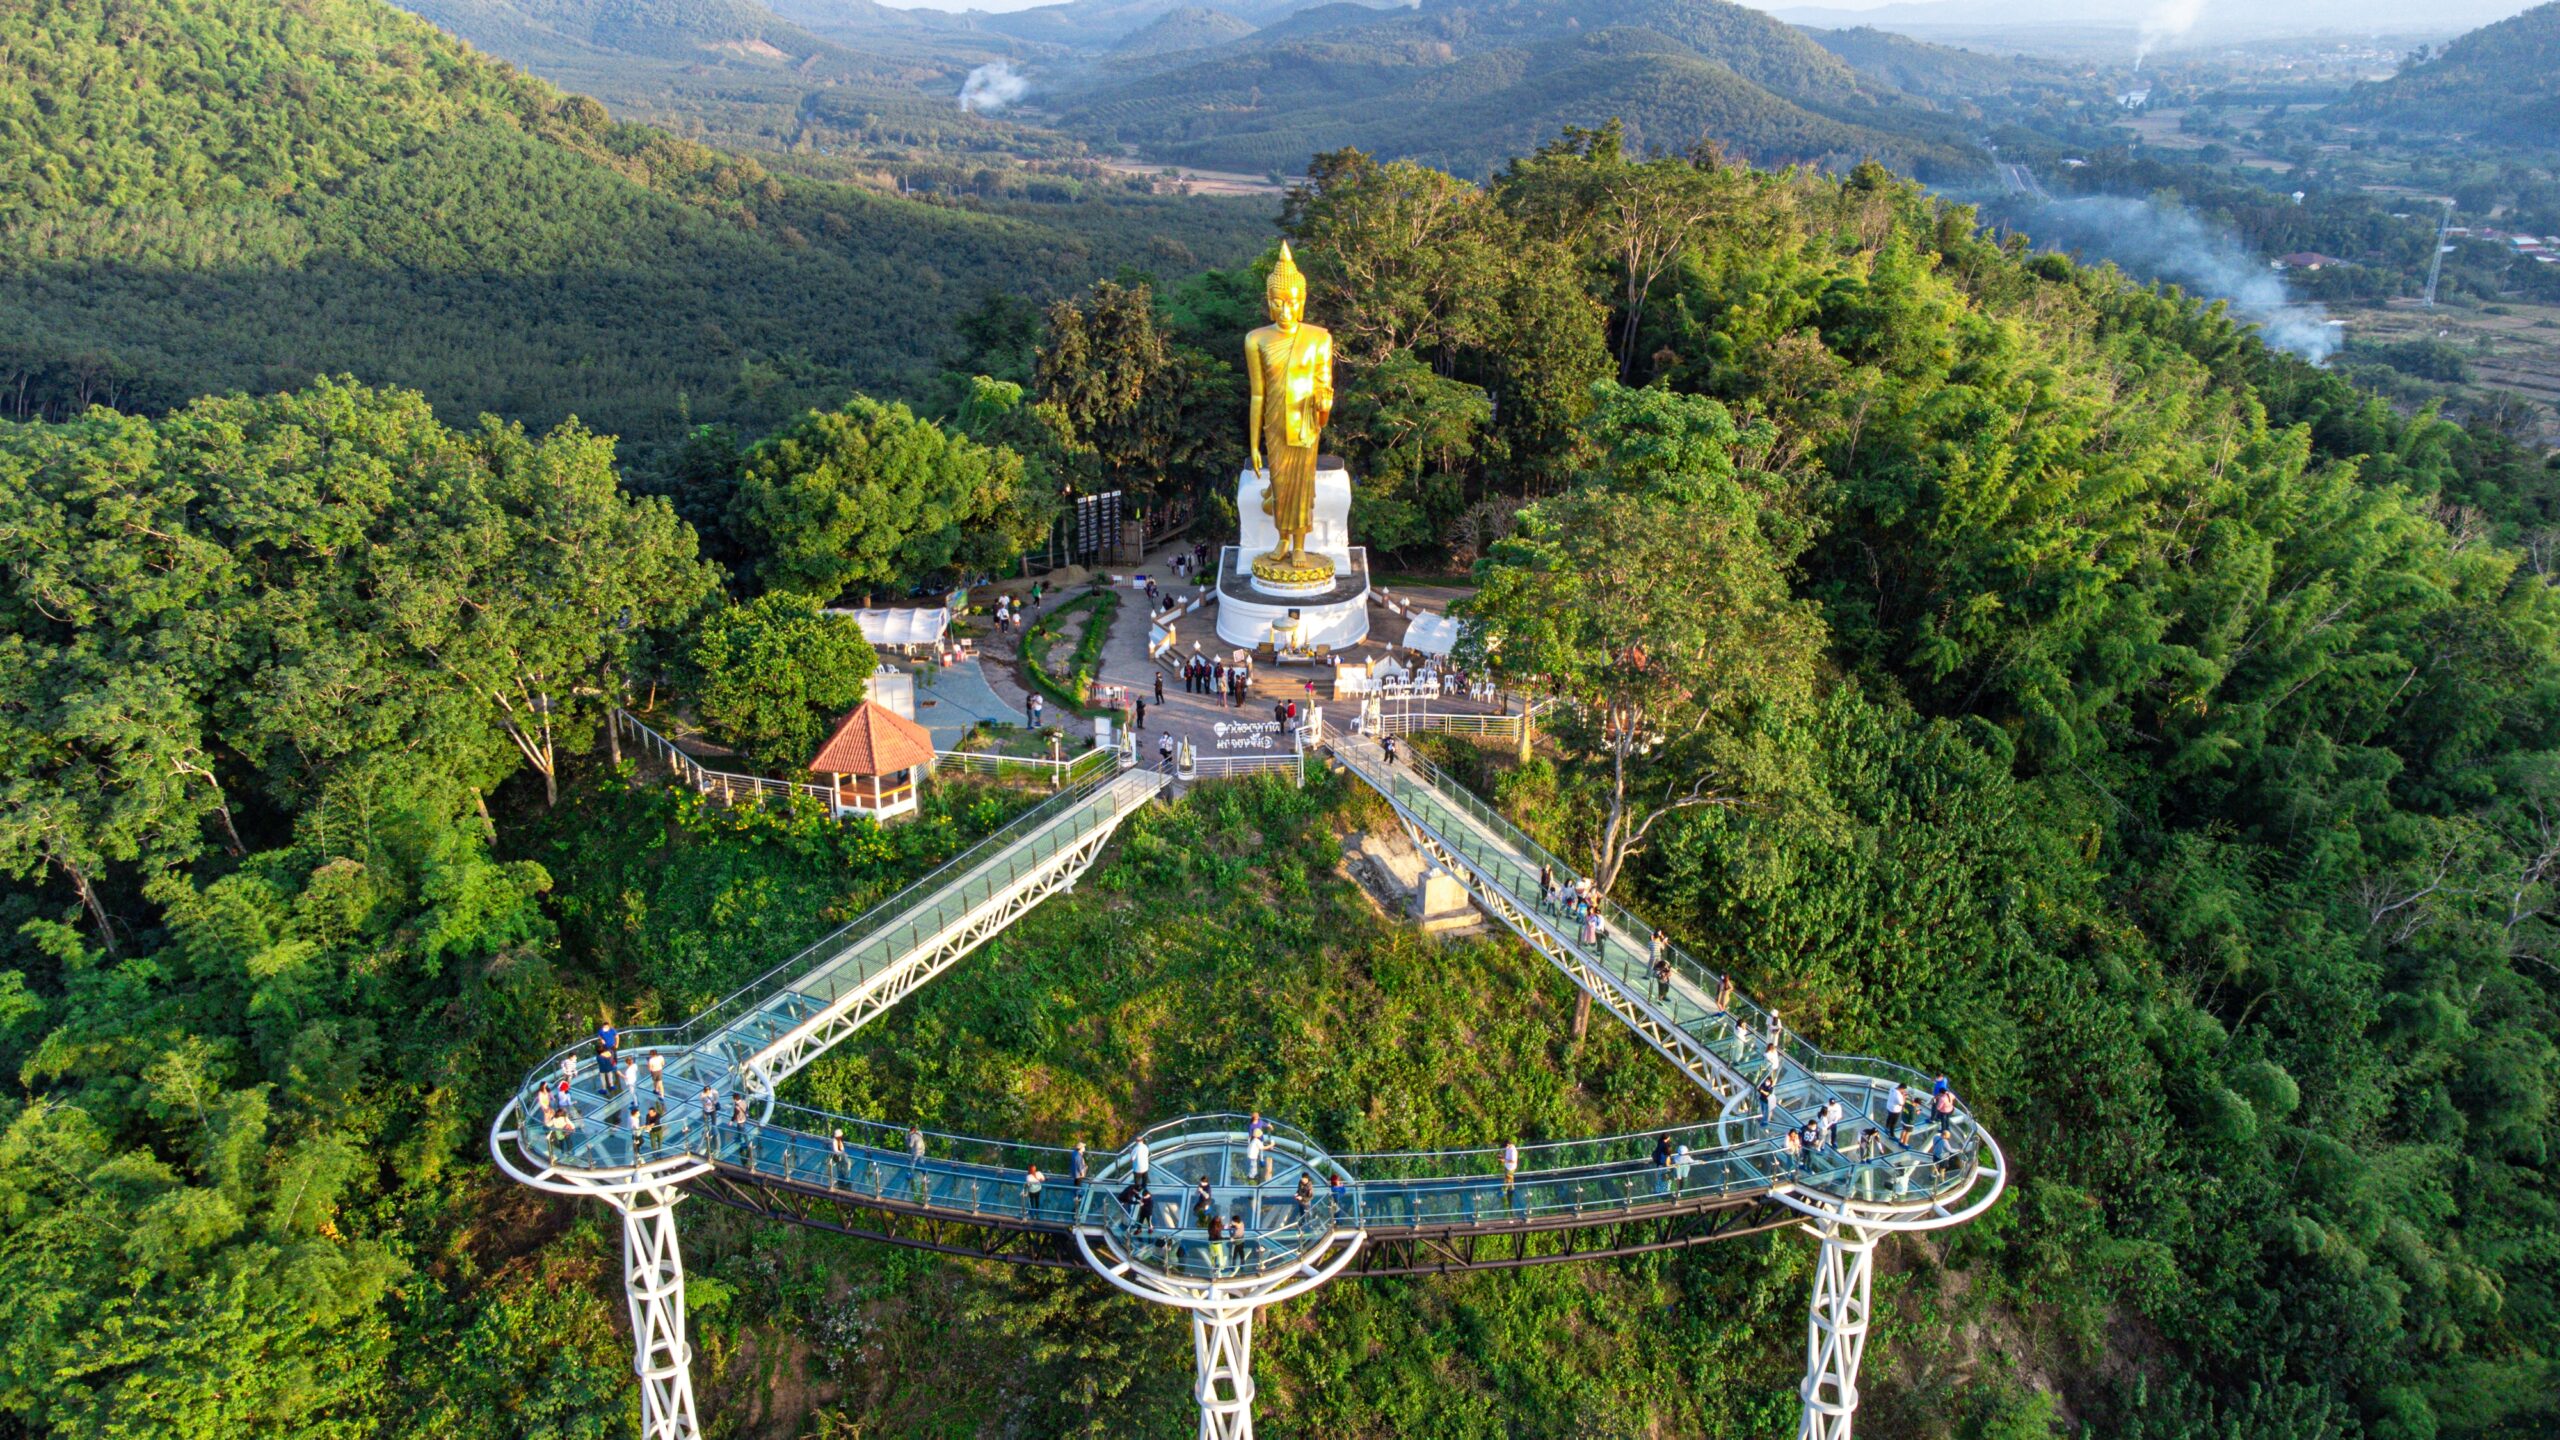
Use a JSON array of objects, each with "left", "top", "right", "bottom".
[
  {"left": 1, "top": 0, "right": 2557, "bottom": 1435},
  {"left": 2328, "top": 1, "right": 2560, "bottom": 143},
  {"left": 0, "top": 0, "right": 1268, "bottom": 479}
]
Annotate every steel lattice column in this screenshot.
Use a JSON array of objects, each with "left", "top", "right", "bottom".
[
  {"left": 1797, "top": 1215, "right": 1878, "bottom": 1440},
  {"left": 1074, "top": 1229, "right": 1365, "bottom": 1440},
  {"left": 619, "top": 1184, "right": 702, "bottom": 1440},
  {"left": 1190, "top": 1304, "right": 1258, "bottom": 1440}
]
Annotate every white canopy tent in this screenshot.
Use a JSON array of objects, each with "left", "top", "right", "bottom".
[
  {"left": 832, "top": 607, "right": 951, "bottom": 649},
  {"left": 1402, "top": 612, "right": 1461, "bottom": 657}
]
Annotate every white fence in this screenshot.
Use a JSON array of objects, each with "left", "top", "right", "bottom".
[
  {"left": 615, "top": 709, "right": 1127, "bottom": 808},
  {"left": 932, "top": 745, "right": 1119, "bottom": 786},
  {"left": 1179, "top": 751, "right": 1303, "bottom": 781},
  {"left": 1365, "top": 707, "right": 1525, "bottom": 742},
  {"left": 613, "top": 710, "right": 834, "bottom": 805}
]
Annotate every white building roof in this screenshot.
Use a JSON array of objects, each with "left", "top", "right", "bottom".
[
  {"left": 831, "top": 607, "right": 951, "bottom": 647},
  {"left": 1403, "top": 612, "right": 1462, "bottom": 656}
]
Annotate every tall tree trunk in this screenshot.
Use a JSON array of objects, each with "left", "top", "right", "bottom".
[
  {"left": 1571, "top": 987, "right": 1591, "bottom": 1045},
  {"left": 210, "top": 797, "right": 244, "bottom": 857},
  {"left": 62, "top": 858, "right": 114, "bottom": 956}
]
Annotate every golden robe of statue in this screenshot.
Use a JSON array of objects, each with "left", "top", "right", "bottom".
[{"left": 1247, "top": 242, "right": 1334, "bottom": 577}]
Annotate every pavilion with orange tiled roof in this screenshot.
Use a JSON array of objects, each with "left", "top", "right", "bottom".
[{"left": 809, "top": 700, "right": 935, "bottom": 821}]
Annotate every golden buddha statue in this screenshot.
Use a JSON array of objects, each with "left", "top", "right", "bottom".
[{"left": 1247, "top": 242, "right": 1334, "bottom": 585}]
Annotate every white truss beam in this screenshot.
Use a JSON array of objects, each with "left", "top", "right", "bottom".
[
  {"left": 1388, "top": 811, "right": 1744, "bottom": 1108},
  {"left": 743, "top": 812, "right": 1134, "bottom": 1091},
  {"left": 1330, "top": 740, "right": 2014, "bottom": 1440}
]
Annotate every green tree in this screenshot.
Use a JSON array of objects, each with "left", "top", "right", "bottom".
[
  {"left": 1033, "top": 280, "right": 1229, "bottom": 503},
  {"left": 1457, "top": 479, "right": 1825, "bottom": 898},
  {"left": 1497, "top": 120, "right": 1741, "bottom": 379},
  {"left": 729, "top": 395, "right": 1033, "bottom": 601},
  {"left": 372, "top": 415, "right": 714, "bottom": 808},
  {"left": 1332, "top": 354, "right": 1493, "bottom": 555},
  {"left": 685, "top": 592, "right": 879, "bottom": 773}
]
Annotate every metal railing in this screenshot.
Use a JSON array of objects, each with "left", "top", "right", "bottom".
[
  {"left": 933, "top": 746, "right": 1117, "bottom": 785},
  {"left": 615, "top": 709, "right": 833, "bottom": 804},
  {"left": 509, "top": 772, "right": 1142, "bottom": 1148},
  {"left": 1327, "top": 737, "right": 1982, "bottom": 1208},
  {"left": 1367, "top": 709, "right": 1523, "bottom": 741}
]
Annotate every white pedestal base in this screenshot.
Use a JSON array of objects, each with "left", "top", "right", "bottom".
[{"left": 1215, "top": 578, "right": 1371, "bottom": 651}]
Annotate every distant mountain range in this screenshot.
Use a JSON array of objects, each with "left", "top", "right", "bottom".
[
  {"left": 390, "top": 0, "right": 2075, "bottom": 180},
  {"left": 2327, "top": 1, "right": 2560, "bottom": 144},
  {"left": 1040, "top": 0, "right": 2000, "bottom": 178},
  {"left": 1111, "top": 4, "right": 1261, "bottom": 55},
  {"left": 1767, "top": 0, "right": 2535, "bottom": 46}
]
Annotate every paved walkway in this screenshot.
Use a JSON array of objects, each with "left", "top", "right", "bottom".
[
  {"left": 962, "top": 540, "right": 1513, "bottom": 773},
  {"left": 905, "top": 658, "right": 1023, "bottom": 748}
]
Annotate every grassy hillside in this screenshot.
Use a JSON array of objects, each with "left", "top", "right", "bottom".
[
  {"left": 1055, "top": 0, "right": 1973, "bottom": 178},
  {"left": 0, "top": 0, "right": 1267, "bottom": 473},
  {"left": 2328, "top": 2, "right": 2560, "bottom": 145}
]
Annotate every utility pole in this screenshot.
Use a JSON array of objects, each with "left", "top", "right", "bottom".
[{"left": 2423, "top": 199, "right": 2453, "bottom": 309}]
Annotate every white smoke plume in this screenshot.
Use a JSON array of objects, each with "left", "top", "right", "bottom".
[
  {"left": 958, "top": 62, "right": 1029, "bottom": 114},
  {"left": 2009, "top": 193, "right": 2340, "bottom": 362},
  {"left": 2135, "top": 0, "right": 2205, "bottom": 68}
]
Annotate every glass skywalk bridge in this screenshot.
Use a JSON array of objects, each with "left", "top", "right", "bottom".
[{"left": 492, "top": 723, "right": 2001, "bottom": 1440}]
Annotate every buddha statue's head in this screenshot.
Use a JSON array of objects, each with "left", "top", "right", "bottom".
[{"left": 1265, "top": 242, "right": 1306, "bottom": 328}]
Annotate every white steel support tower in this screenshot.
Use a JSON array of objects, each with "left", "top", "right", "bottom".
[
  {"left": 485, "top": 1131, "right": 718, "bottom": 1440},
  {"left": 1326, "top": 733, "right": 2009, "bottom": 1439},
  {"left": 1075, "top": 1228, "right": 1368, "bottom": 1440},
  {"left": 1796, "top": 1212, "right": 1877, "bottom": 1440},
  {"left": 493, "top": 771, "right": 1168, "bottom": 1440},
  {"left": 619, "top": 1183, "right": 702, "bottom": 1440},
  {"left": 1770, "top": 1147, "right": 2007, "bottom": 1440}
]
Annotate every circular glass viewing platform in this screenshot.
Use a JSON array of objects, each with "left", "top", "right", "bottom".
[{"left": 1076, "top": 1114, "right": 1353, "bottom": 1282}]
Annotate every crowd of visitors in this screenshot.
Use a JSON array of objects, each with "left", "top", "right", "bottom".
[{"left": 1177, "top": 652, "right": 1252, "bottom": 707}]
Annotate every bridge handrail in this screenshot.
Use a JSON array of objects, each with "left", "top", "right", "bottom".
[
  {"left": 1337, "top": 1116, "right": 1781, "bottom": 1182},
  {"left": 1327, "top": 738, "right": 1985, "bottom": 1208},
  {"left": 508, "top": 772, "right": 1133, "bottom": 1123}
]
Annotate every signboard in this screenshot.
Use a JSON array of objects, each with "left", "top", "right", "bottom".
[
  {"left": 1210, "top": 719, "right": 1285, "bottom": 751},
  {"left": 1072, "top": 490, "right": 1123, "bottom": 564}
]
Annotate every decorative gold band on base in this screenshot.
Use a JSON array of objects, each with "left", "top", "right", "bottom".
[{"left": 1250, "top": 552, "right": 1334, "bottom": 587}]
